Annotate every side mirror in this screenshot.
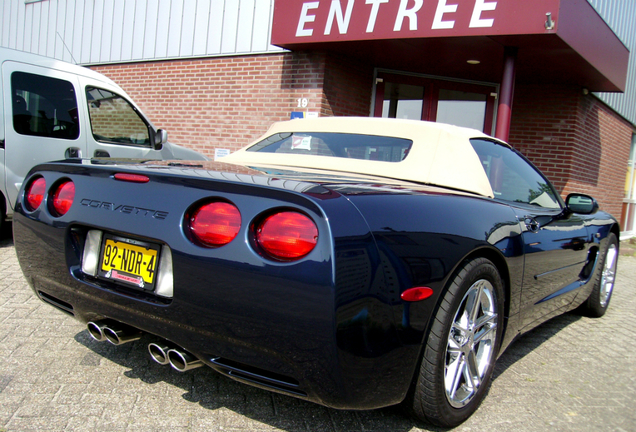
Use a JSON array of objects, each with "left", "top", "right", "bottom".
[
  {"left": 153, "top": 129, "right": 168, "bottom": 150},
  {"left": 565, "top": 193, "right": 599, "bottom": 215}
]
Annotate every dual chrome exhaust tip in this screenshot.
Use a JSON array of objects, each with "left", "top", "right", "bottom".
[
  {"left": 148, "top": 342, "right": 204, "bottom": 372},
  {"left": 87, "top": 320, "right": 203, "bottom": 372},
  {"left": 87, "top": 320, "right": 142, "bottom": 345}
]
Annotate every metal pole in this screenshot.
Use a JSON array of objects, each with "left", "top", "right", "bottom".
[{"left": 494, "top": 47, "right": 518, "bottom": 142}]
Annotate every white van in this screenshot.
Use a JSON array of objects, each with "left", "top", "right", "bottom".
[{"left": 0, "top": 47, "right": 206, "bottom": 229}]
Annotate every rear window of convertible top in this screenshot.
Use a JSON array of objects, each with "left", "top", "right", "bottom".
[{"left": 247, "top": 132, "right": 413, "bottom": 162}]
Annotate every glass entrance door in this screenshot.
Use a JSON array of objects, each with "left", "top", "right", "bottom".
[
  {"left": 374, "top": 72, "right": 497, "bottom": 134},
  {"left": 621, "top": 134, "right": 636, "bottom": 236}
]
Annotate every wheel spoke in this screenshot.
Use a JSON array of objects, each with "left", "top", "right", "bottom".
[
  {"left": 466, "top": 349, "right": 482, "bottom": 389},
  {"left": 445, "top": 353, "right": 465, "bottom": 399},
  {"left": 473, "top": 313, "right": 497, "bottom": 344},
  {"left": 466, "top": 283, "right": 484, "bottom": 326}
]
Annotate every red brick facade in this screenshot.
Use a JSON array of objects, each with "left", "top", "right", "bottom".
[
  {"left": 509, "top": 84, "right": 632, "bottom": 217},
  {"left": 93, "top": 54, "right": 632, "bottom": 218},
  {"left": 92, "top": 52, "right": 372, "bottom": 157}
]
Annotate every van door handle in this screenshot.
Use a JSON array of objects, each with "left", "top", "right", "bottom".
[
  {"left": 65, "top": 147, "right": 82, "bottom": 158},
  {"left": 94, "top": 149, "right": 110, "bottom": 158}
]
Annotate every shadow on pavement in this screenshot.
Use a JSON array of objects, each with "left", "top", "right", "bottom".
[
  {"left": 493, "top": 312, "right": 581, "bottom": 380},
  {"left": 0, "top": 221, "right": 13, "bottom": 247},
  {"left": 71, "top": 310, "right": 583, "bottom": 432}
]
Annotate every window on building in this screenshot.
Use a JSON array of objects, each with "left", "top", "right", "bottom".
[
  {"left": 11, "top": 72, "right": 79, "bottom": 140},
  {"left": 621, "top": 134, "right": 636, "bottom": 236},
  {"left": 86, "top": 87, "right": 151, "bottom": 146},
  {"left": 374, "top": 71, "right": 497, "bottom": 135}
]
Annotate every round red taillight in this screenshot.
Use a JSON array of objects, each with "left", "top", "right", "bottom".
[
  {"left": 25, "top": 177, "right": 46, "bottom": 211},
  {"left": 51, "top": 180, "right": 75, "bottom": 216},
  {"left": 189, "top": 201, "right": 241, "bottom": 247},
  {"left": 255, "top": 211, "right": 318, "bottom": 261}
]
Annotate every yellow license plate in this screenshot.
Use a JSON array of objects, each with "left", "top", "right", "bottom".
[{"left": 99, "top": 236, "right": 159, "bottom": 290}]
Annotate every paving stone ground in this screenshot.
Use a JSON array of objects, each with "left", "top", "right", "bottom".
[{"left": 1, "top": 225, "right": 635, "bottom": 432}]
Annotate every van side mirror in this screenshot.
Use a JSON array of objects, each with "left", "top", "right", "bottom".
[
  {"left": 565, "top": 193, "right": 599, "bottom": 215},
  {"left": 153, "top": 129, "right": 168, "bottom": 150}
]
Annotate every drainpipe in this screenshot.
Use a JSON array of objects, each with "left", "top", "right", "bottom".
[{"left": 494, "top": 47, "right": 518, "bottom": 142}]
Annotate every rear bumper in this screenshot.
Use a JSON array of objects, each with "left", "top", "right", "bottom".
[{"left": 14, "top": 211, "right": 419, "bottom": 410}]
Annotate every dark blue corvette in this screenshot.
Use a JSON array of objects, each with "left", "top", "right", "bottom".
[{"left": 13, "top": 118, "right": 619, "bottom": 427}]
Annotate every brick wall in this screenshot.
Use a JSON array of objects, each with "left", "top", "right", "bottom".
[
  {"left": 91, "top": 52, "right": 372, "bottom": 158},
  {"left": 93, "top": 55, "right": 632, "bottom": 218},
  {"left": 509, "top": 84, "right": 632, "bottom": 217}
]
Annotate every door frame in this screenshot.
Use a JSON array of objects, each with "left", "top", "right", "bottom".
[{"left": 371, "top": 68, "right": 500, "bottom": 136}]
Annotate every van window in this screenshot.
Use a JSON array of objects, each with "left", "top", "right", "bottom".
[
  {"left": 86, "top": 87, "right": 150, "bottom": 146},
  {"left": 11, "top": 72, "right": 79, "bottom": 140}
]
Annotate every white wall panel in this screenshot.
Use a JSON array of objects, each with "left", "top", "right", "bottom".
[
  {"left": 252, "top": 0, "right": 272, "bottom": 52},
  {"left": 80, "top": 0, "right": 93, "bottom": 63},
  {"left": 1, "top": 0, "right": 283, "bottom": 63},
  {"left": 8, "top": 0, "right": 18, "bottom": 49},
  {"left": 179, "top": 0, "right": 196, "bottom": 56},
  {"left": 588, "top": 0, "right": 636, "bottom": 126},
  {"left": 121, "top": 0, "right": 136, "bottom": 60},
  {"left": 193, "top": 0, "right": 211, "bottom": 56},
  {"left": 72, "top": 0, "right": 84, "bottom": 62},
  {"left": 154, "top": 0, "right": 170, "bottom": 58},
  {"left": 23, "top": 2, "right": 33, "bottom": 52},
  {"left": 167, "top": 0, "right": 184, "bottom": 57},
  {"left": 206, "top": 0, "right": 225, "bottom": 54},
  {"left": 46, "top": 0, "right": 57, "bottom": 57},
  {"left": 54, "top": 0, "right": 65, "bottom": 60},
  {"left": 143, "top": 0, "right": 159, "bottom": 59},
  {"left": 37, "top": 0, "right": 48, "bottom": 56},
  {"left": 109, "top": 0, "right": 125, "bottom": 61},
  {"left": 236, "top": 0, "right": 255, "bottom": 52},
  {"left": 100, "top": 0, "right": 114, "bottom": 63},
  {"left": 221, "top": 0, "right": 240, "bottom": 54},
  {"left": 132, "top": 0, "right": 147, "bottom": 60}
]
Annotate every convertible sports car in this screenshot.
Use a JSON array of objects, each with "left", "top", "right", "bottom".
[{"left": 14, "top": 117, "right": 618, "bottom": 427}]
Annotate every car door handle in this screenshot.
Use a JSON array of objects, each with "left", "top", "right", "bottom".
[
  {"left": 65, "top": 147, "right": 82, "bottom": 158},
  {"left": 524, "top": 216, "right": 540, "bottom": 233},
  {"left": 94, "top": 149, "right": 110, "bottom": 158}
]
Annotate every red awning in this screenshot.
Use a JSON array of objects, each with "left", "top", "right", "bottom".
[{"left": 271, "top": 0, "right": 628, "bottom": 92}]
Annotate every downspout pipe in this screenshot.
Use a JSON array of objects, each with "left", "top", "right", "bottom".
[{"left": 495, "top": 47, "right": 518, "bottom": 142}]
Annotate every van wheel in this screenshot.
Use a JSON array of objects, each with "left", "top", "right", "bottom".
[{"left": 405, "top": 258, "right": 504, "bottom": 427}]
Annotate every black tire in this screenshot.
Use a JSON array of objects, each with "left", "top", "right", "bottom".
[
  {"left": 578, "top": 233, "right": 618, "bottom": 318},
  {"left": 405, "top": 257, "right": 505, "bottom": 427}
]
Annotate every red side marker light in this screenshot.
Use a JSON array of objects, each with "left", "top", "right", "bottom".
[
  {"left": 25, "top": 177, "right": 46, "bottom": 211},
  {"left": 401, "top": 287, "right": 434, "bottom": 302},
  {"left": 52, "top": 180, "right": 75, "bottom": 216},
  {"left": 114, "top": 173, "right": 150, "bottom": 183}
]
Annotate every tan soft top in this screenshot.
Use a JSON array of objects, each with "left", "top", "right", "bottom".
[{"left": 223, "top": 117, "right": 507, "bottom": 197}]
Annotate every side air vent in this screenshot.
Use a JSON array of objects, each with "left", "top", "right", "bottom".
[
  {"left": 210, "top": 357, "right": 305, "bottom": 396},
  {"left": 38, "top": 291, "right": 74, "bottom": 316}
]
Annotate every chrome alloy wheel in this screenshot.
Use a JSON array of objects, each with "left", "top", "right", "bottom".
[
  {"left": 599, "top": 243, "right": 618, "bottom": 307},
  {"left": 445, "top": 279, "right": 498, "bottom": 408}
]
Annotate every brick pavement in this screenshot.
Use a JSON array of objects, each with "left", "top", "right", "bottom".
[{"left": 1, "top": 229, "right": 635, "bottom": 432}]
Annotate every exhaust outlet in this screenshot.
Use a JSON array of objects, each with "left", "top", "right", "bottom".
[
  {"left": 87, "top": 320, "right": 110, "bottom": 342},
  {"left": 103, "top": 324, "right": 143, "bottom": 346},
  {"left": 167, "top": 348, "right": 204, "bottom": 372},
  {"left": 148, "top": 342, "right": 173, "bottom": 365}
]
